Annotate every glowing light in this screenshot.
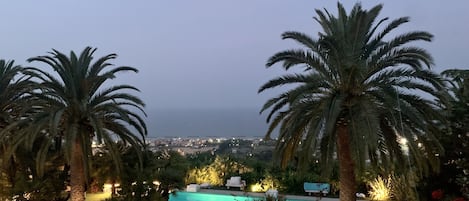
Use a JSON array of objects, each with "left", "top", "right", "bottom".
[
  {"left": 103, "top": 183, "right": 120, "bottom": 193},
  {"left": 368, "top": 176, "right": 391, "bottom": 201},
  {"left": 251, "top": 183, "right": 263, "bottom": 192},
  {"left": 248, "top": 176, "right": 279, "bottom": 192},
  {"left": 397, "top": 136, "right": 409, "bottom": 155},
  {"left": 399, "top": 137, "right": 407, "bottom": 145}
]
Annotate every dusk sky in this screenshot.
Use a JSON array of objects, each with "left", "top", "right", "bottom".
[{"left": 1, "top": 1, "right": 468, "bottom": 110}]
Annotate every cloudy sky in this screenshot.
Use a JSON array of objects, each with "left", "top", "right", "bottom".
[{"left": 1, "top": 1, "right": 468, "bottom": 110}]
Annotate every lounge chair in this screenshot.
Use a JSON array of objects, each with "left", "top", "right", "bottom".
[
  {"left": 303, "top": 182, "right": 330, "bottom": 196},
  {"left": 225, "top": 176, "right": 246, "bottom": 190},
  {"left": 186, "top": 184, "right": 200, "bottom": 192}
]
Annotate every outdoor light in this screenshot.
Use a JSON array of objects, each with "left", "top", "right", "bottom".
[{"left": 398, "top": 136, "right": 409, "bottom": 155}]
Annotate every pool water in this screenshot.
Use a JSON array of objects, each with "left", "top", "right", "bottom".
[
  {"left": 169, "top": 191, "right": 261, "bottom": 201},
  {"left": 169, "top": 191, "right": 308, "bottom": 201}
]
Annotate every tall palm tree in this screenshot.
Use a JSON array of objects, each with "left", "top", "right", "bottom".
[
  {"left": 0, "top": 60, "right": 35, "bottom": 192},
  {"left": 259, "top": 3, "right": 445, "bottom": 201},
  {"left": 10, "top": 47, "right": 147, "bottom": 201}
]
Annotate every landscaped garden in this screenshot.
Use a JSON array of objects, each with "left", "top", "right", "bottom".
[{"left": 0, "top": 2, "right": 468, "bottom": 201}]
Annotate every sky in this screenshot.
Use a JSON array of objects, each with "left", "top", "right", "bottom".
[{"left": 0, "top": 1, "right": 468, "bottom": 110}]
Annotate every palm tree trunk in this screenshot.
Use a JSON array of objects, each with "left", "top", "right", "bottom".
[
  {"left": 111, "top": 179, "right": 116, "bottom": 197},
  {"left": 6, "top": 156, "right": 17, "bottom": 189},
  {"left": 336, "top": 123, "right": 356, "bottom": 201},
  {"left": 70, "top": 138, "right": 86, "bottom": 201}
]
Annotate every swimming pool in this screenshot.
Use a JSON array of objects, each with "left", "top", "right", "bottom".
[
  {"left": 169, "top": 191, "right": 261, "bottom": 201},
  {"left": 168, "top": 191, "right": 311, "bottom": 201}
]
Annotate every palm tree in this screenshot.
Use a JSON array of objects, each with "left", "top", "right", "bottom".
[
  {"left": 259, "top": 3, "right": 445, "bottom": 201},
  {"left": 0, "top": 60, "right": 35, "bottom": 193},
  {"left": 4, "top": 136, "right": 69, "bottom": 201},
  {"left": 439, "top": 69, "right": 469, "bottom": 197},
  {"left": 91, "top": 143, "right": 126, "bottom": 197},
  {"left": 10, "top": 47, "right": 147, "bottom": 201}
]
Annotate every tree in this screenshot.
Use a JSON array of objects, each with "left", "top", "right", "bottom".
[
  {"left": 2, "top": 136, "right": 69, "bottom": 201},
  {"left": 119, "top": 146, "right": 160, "bottom": 201},
  {"left": 186, "top": 155, "right": 252, "bottom": 186},
  {"left": 8, "top": 47, "right": 147, "bottom": 201},
  {"left": 259, "top": 3, "right": 445, "bottom": 200},
  {"left": 0, "top": 60, "right": 36, "bottom": 199},
  {"left": 154, "top": 150, "right": 189, "bottom": 199},
  {"left": 0, "top": 60, "right": 68, "bottom": 201},
  {"left": 435, "top": 69, "right": 469, "bottom": 198},
  {"left": 91, "top": 143, "right": 127, "bottom": 197}
]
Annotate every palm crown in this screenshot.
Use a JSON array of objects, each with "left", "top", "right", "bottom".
[
  {"left": 0, "top": 60, "right": 34, "bottom": 128},
  {"left": 23, "top": 47, "right": 147, "bottom": 162}
]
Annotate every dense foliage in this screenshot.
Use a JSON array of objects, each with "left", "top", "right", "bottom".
[{"left": 417, "top": 70, "right": 469, "bottom": 200}]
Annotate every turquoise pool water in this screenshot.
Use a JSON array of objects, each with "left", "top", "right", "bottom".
[
  {"left": 169, "top": 191, "right": 261, "bottom": 201},
  {"left": 168, "top": 191, "right": 308, "bottom": 201}
]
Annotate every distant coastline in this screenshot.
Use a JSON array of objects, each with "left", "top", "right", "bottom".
[
  {"left": 144, "top": 108, "right": 272, "bottom": 138},
  {"left": 145, "top": 136, "right": 265, "bottom": 140}
]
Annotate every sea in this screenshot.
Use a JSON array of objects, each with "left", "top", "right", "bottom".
[{"left": 145, "top": 108, "right": 273, "bottom": 138}]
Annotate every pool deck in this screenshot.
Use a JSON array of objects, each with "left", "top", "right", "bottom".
[{"left": 198, "top": 189, "right": 340, "bottom": 201}]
